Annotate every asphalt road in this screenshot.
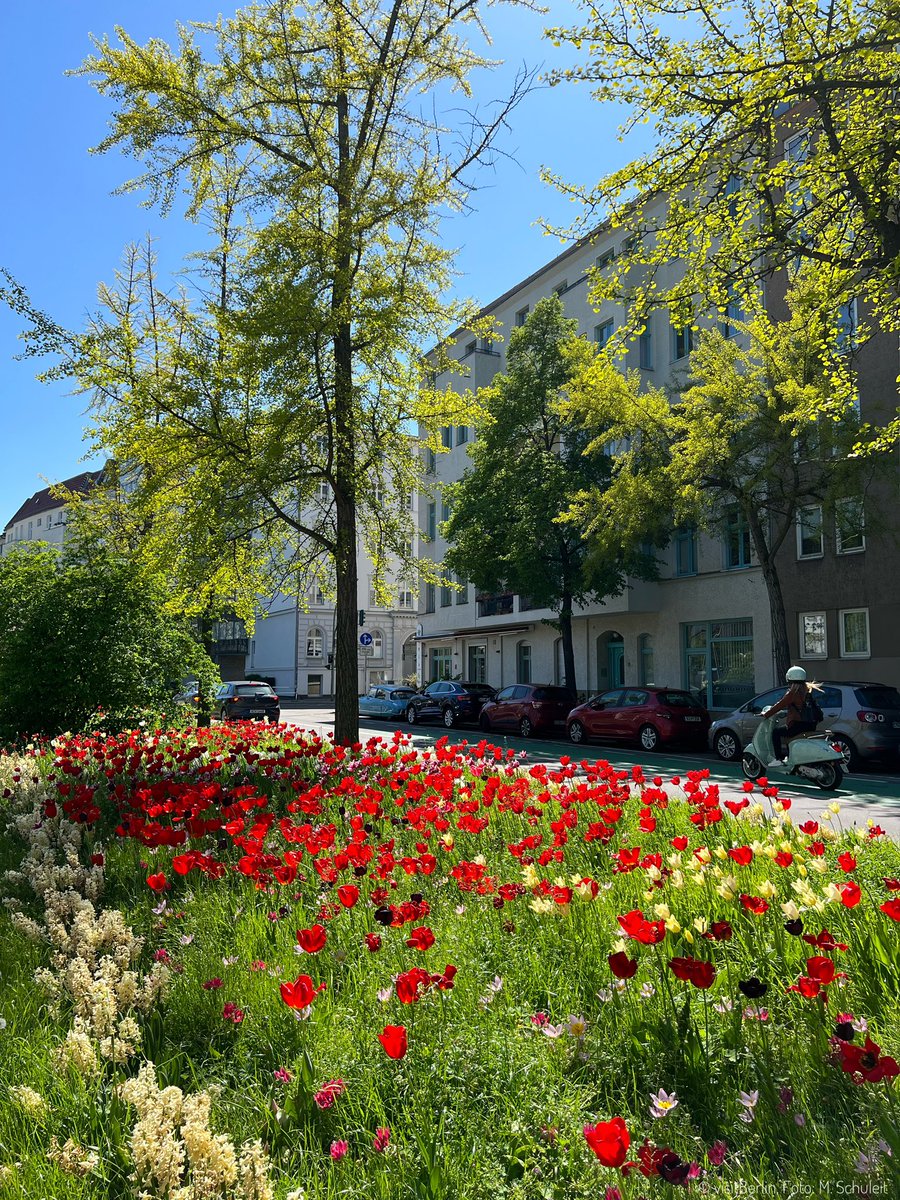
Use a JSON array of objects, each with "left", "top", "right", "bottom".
[{"left": 280, "top": 703, "right": 900, "bottom": 838}]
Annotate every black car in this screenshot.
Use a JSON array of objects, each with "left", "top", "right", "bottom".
[
  {"left": 215, "top": 681, "right": 281, "bottom": 723},
  {"left": 405, "top": 681, "right": 497, "bottom": 728}
]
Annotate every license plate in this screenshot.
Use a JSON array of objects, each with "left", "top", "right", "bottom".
[
  {"left": 684, "top": 715, "right": 701, "bottom": 722},
  {"left": 250, "top": 709, "right": 264, "bottom": 714}
]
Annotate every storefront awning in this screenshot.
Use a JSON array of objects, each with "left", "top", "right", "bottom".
[{"left": 413, "top": 623, "right": 534, "bottom": 640}]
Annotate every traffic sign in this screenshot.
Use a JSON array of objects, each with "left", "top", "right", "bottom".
[{"left": 359, "top": 632, "right": 373, "bottom": 646}]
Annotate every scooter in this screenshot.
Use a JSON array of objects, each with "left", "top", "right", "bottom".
[{"left": 742, "top": 710, "right": 844, "bottom": 791}]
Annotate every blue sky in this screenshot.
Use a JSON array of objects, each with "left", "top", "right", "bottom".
[{"left": 0, "top": 1, "right": 646, "bottom": 526}]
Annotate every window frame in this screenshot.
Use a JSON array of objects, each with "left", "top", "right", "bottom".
[
  {"left": 796, "top": 504, "right": 824, "bottom": 559},
  {"left": 306, "top": 627, "right": 324, "bottom": 659},
  {"left": 839, "top": 608, "right": 870, "bottom": 658},
  {"left": 798, "top": 611, "right": 828, "bottom": 660},
  {"left": 835, "top": 497, "right": 866, "bottom": 554}
]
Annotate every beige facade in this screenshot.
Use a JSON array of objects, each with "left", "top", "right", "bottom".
[{"left": 416, "top": 226, "right": 776, "bottom": 711}]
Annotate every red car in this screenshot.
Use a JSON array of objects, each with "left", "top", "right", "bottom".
[
  {"left": 566, "top": 686, "right": 710, "bottom": 752},
  {"left": 479, "top": 684, "right": 577, "bottom": 739}
]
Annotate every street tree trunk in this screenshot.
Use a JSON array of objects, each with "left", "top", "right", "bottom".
[
  {"left": 558, "top": 594, "right": 578, "bottom": 693},
  {"left": 332, "top": 82, "right": 359, "bottom": 744},
  {"left": 745, "top": 506, "right": 791, "bottom": 683}
]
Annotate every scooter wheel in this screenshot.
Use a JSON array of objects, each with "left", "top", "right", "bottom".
[
  {"left": 742, "top": 752, "right": 764, "bottom": 781},
  {"left": 813, "top": 762, "right": 843, "bottom": 791}
]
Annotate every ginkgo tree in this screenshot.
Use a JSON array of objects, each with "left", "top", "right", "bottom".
[
  {"left": 547, "top": 0, "right": 900, "bottom": 441},
  {"left": 4, "top": 0, "right": 534, "bottom": 742}
]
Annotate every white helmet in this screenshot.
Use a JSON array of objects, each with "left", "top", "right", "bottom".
[{"left": 786, "top": 666, "right": 807, "bottom": 683}]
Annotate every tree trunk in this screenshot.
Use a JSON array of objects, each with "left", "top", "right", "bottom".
[
  {"left": 745, "top": 506, "right": 791, "bottom": 683},
  {"left": 559, "top": 595, "right": 577, "bottom": 693},
  {"left": 332, "top": 84, "right": 359, "bottom": 744}
]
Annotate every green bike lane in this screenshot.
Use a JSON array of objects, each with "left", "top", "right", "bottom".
[{"left": 281, "top": 704, "right": 900, "bottom": 838}]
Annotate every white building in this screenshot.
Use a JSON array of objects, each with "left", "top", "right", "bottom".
[
  {"left": 0, "top": 470, "right": 105, "bottom": 556},
  {"left": 417, "top": 224, "right": 774, "bottom": 712}
]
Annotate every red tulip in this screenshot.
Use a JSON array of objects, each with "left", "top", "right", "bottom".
[
  {"left": 280, "top": 974, "right": 327, "bottom": 1010},
  {"left": 296, "top": 924, "right": 328, "bottom": 954},
  {"left": 405, "top": 926, "right": 435, "bottom": 951},
  {"left": 608, "top": 952, "right": 638, "bottom": 980},
  {"left": 880, "top": 898, "right": 900, "bottom": 921},
  {"left": 146, "top": 872, "right": 169, "bottom": 892},
  {"left": 838, "top": 882, "right": 861, "bottom": 908},
  {"left": 583, "top": 1117, "right": 630, "bottom": 1168},
  {"left": 806, "top": 956, "right": 836, "bottom": 984},
  {"left": 336, "top": 883, "right": 360, "bottom": 908},
  {"left": 378, "top": 1025, "right": 408, "bottom": 1059}
]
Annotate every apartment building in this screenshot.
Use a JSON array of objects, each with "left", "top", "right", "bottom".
[
  {"left": 0, "top": 470, "right": 104, "bottom": 556},
  {"left": 416, "top": 223, "right": 777, "bottom": 712}
]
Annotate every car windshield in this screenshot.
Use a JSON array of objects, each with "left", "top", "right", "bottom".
[
  {"left": 853, "top": 686, "right": 900, "bottom": 711},
  {"left": 656, "top": 691, "right": 699, "bottom": 707},
  {"left": 235, "top": 684, "right": 275, "bottom": 697},
  {"left": 533, "top": 687, "right": 576, "bottom": 702}
]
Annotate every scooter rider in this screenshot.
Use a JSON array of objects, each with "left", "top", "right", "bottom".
[{"left": 767, "top": 666, "right": 817, "bottom": 761}]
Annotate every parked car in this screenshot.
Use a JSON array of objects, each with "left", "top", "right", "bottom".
[
  {"left": 566, "top": 686, "right": 711, "bottom": 751},
  {"left": 405, "top": 681, "right": 496, "bottom": 728},
  {"left": 479, "top": 684, "right": 577, "bottom": 739},
  {"left": 708, "top": 681, "right": 900, "bottom": 770},
  {"left": 173, "top": 681, "right": 201, "bottom": 706},
  {"left": 215, "top": 681, "right": 281, "bottom": 723},
  {"left": 358, "top": 683, "right": 417, "bottom": 719}
]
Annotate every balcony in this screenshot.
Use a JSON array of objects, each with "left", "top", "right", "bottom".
[{"left": 476, "top": 592, "right": 514, "bottom": 618}]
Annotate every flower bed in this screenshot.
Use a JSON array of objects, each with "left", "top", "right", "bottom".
[{"left": 1, "top": 723, "right": 898, "bottom": 1197}]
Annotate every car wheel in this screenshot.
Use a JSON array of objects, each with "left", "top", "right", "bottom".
[
  {"left": 828, "top": 734, "right": 859, "bottom": 772},
  {"left": 519, "top": 717, "right": 533, "bottom": 739},
  {"left": 568, "top": 720, "right": 586, "bottom": 745},
  {"left": 219, "top": 707, "right": 228, "bottom": 722},
  {"left": 639, "top": 724, "right": 660, "bottom": 752},
  {"left": 714, "top": 728, "right": 740, "bottom": 762},
  {"left": 406, "top": 705, "right": 418, "bottom": 725},
  {"left": 442, "top": 707, "right": 456, "bottom": 729},
  {"left": 479, "top": 712, "right": 492, "bottom": 732}
]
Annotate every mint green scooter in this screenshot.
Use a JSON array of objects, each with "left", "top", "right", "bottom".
[{"left": 742, "top": 710, "right": 844, "bottom": 791}]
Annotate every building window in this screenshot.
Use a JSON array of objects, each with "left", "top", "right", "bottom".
[
  {"left": 425, "top": 583, "right": 435, "bottom": 613},
  {"left": 369, "top": 579, "right": 380, "bottom": 607},
  {"left": 36, "top": 517, "right": 42, "bottom": 528},
  {"left": 441, "top": 427, "right": 453, "bottom": 449},
  {"left": 467, "top": 644, "right": 486, "bottom": 683},
  {"left": 595, "top": 247, "right": 615, "bottom": 269},
  {"left": 595, "top": 319, "right": 614, "bottom": 349},
  {"left": 398, "top": 588, "right": 415, "bottom": 610},
  {"left": 796, "top": 505, "right": 824, "bottom": 558},
  {"left": 441, "top": 500, "right": 450, "bottom": 524},
  {"left": 430, "top": 647, "right": 452, "bottom": 680},
  {"left": 515, "top": 306, "right": 529, "bottom": 327},
  {"left": 316, "top": 480, "right": 330, "bottom": 501},
  {"left": 440, "top": 583, "right": 453, "bottom": 607},
  {"left": 840, "top": 608, "right": 870, "bottom": 657},
  {"left": 683, "top": 619, "right": 755, "bottom": 710},
  {"left": 672, "top": 324, "right": 695, "bottom": 361},
  {"left": 638, "top": 322, "right": 653, "bottom": 370},
  {"left": 799, "top": 612, "right": 827, "bottom": 659},
  {"left": 306, "top": 627, "right": 324, "bottom": 658},
  {"left": 723, "top": 509, "right": 751, "bottom": 569},
  {"left": 426, "top": 503, "right": 436, "bottom": 541},
  {"left": 455, "top": 575, "right": 468, "bottom": 605},
  {"left": 456, "top": 425, "right": 468, "bottom": 445},
  {"left": 674, "top": 525, "right": 698, "bottom": 576},
  {"left": 516, "top": 641, "right": 532, "bottom": 684},
  {"left": 639, "top": 633, "right": 655, "bottom": 686},
  {"left": 553, "top": 281, "right": 568, "bottom": 296},
  {"left": 836, "top": 497, "right": 865, "bottom": 553},
  {"left": 720, "top": 284, "right": 743, "bottom": 338},
  {"left": 309, "top": 582, "right": 326, "bottom": 606},
  {"left": 464, "top": 340, "right": 476, "bottom": 357},
  {"left": 370, "top": 629, "right": 384, "bottom": 659},
  {"left": 425, "top": 447, "right": 437, "bottom": 474}
]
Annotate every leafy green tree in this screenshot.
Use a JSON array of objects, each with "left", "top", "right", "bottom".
[
  {"left": 548, "top": 0, "right": 900, "bottom": 415},
  {"left": 0, "top": 542, "right": 218, "bottom": 742},
  {"left": 3, "top": 0, "right": 533, "bottom": 743},
  {"left": 561, "top": 275, "right": 882, "bottom": 678},
  {"left": 443, "top": 296, "right": 661, "bottom": 691}
]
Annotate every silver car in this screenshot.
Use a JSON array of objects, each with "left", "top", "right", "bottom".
[{"left": 708, "top": 681, "right": 900, "bottom": 771}]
